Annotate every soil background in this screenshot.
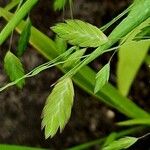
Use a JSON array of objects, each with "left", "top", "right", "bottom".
[{"left": 0, "top": 0, "right": 150, "bottom": 150}]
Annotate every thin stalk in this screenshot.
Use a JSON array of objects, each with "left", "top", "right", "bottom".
[{"left": 100, "top": 4, "right": 133, "bottom": 31}]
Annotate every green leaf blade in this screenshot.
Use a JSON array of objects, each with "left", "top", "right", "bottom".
[
  {"left": 102, "top": 137, "right": 138, "bottom": 150},
  {"left": 17, "top": 18, "right": 32, "bottom": 57},
  {"left": 51, "top": 19, "right": 108, "bottom": 47},
  {"left": 117, "top": 118, "right": 150, "bottom": 126},
  {"left": 4, "top": 51, "right": 25, "bottom": 88},
  {"left": 41, "top": 78, "right": 74, "bottom": 139},
  {"left": 94, "top": 63, "right": 110, "bottom": 94}
]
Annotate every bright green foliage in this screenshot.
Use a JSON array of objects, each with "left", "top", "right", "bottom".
[
  {"left": 94, "top": 63, "right": 110, "bottom": 94},
  {"left": 55, "top": 36, "right": 67, "bottom": 54},
  {"left": 41, "top": 78, "right": 74, "bottom": 139},
  {"left": 53, "top": 0, "right": 68, "bottom": 10},
  {"left": 63, "top": 48, "right": 86, "bottom": 68},
  {"left": 17, "top": 17, "right": 32, "bottom": 57},
  {"left": 117, "top": 19, "right": 150, "bottom": 96},
  {"left": 118, "top": 118, "right": 150, "bottom": 126},
  {"left": 51, "top": 19, "right": 108, "bottom": 47},
  {"left": 1, "top": 9, "right": 150, "bottom": 119},
  {"left": 102, "top": 137, "right": 138, "bottom": 150},
  {"left": 0, "top": 144, "right": 47, "bottom": 150},
  {"left": 4, "top": 51, "right": 25, "bottom": 88},
  {"left": 1, "top": 1, "right": 150, "bottom": 149}
]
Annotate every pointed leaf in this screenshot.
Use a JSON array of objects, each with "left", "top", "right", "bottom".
[
  {"left": 51, "top": 19, "right": 108, "bottom": 47},
  {"left": 41, "top": 78, "right": 74, "bottom": 139},
  {"left": 102, "top": 137, "right": 138, "bottom": 150},
  {"left": 94, "top": 63, "right": 110, "bottom": 93},
  {"left": 17, "top": 18, "right": 32, "bottom": 57},
  {"left": 63, "top": 48, "right": 86, "bottom": 68},
  {"left": 4, "top": 51, "right": 25, "bottom": 88}
]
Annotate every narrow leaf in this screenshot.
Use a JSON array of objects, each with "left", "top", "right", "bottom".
[
  {"left": 53, "top": 0, "right": 68, "bottom": 10},
  {"left": 0, "top": 144, "right": 47, "bottom": 150},
  {"left": 51, "top": 19, "right": 108, "bottom": 47},
  {"left": 117, "top": 119, "right": 150, "bottom": 126},
  {"left": 63, "top": 48, "right": 86, "bottom": 68},
  {"left": 102, "top": 137, "right": 138, "bottom": 150},
  {"left": 94, "top": 63, "right": 110, "bottom": 93},
  {"left": 17, "top": 17, "right": 32, "bottom": 57},
  {"left": 41, "top": 78, "right": 74, "bottom": 139},
  {"left": 4, "top": 51, "right": 25, "bottom": 88}
]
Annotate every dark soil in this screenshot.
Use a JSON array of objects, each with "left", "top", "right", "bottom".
[{"left": 0, "top": 0, "right": 150, "bottom": 150}]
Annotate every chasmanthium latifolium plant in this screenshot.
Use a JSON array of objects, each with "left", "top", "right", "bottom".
[
  {"left": 0, "top": 0, "right": 150, "bottom": 149},
  {"left": 43, "top": 0, "right": 150, "bottom": 138}
]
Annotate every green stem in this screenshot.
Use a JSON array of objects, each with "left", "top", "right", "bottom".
[
  {"left": 0, "top": 0, "right": 38, "bottom": 45},
  {"left": 100, "top": 4, "right": 133, "bottom": 31}
]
